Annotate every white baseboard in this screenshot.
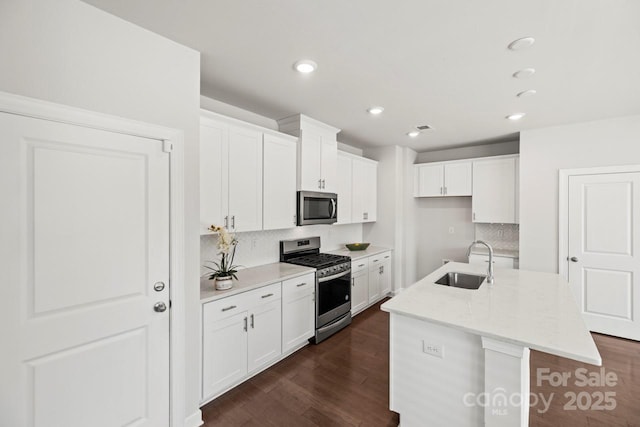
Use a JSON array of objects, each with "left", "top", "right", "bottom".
[{"left": 184, "top": 410, "right": 203, "bottom": 427}]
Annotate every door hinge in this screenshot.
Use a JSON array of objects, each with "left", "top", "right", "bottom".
[{"left": 163, "top": 140, "right": 173, "bottom": 153}]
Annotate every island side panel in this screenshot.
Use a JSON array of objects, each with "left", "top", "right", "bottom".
[{"left": 390, "top": 313, "right": 484, "bottom": 427}]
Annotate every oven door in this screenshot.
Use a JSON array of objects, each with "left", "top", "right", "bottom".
[
  {"left": 297, "top": 191, "right": 337, "bottom": 226},
  {"left": 316, "top": 268, "right": 351, "bottom": 328}
]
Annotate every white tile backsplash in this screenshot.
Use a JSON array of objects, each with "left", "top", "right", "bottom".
[
  {"left": 474, "top": 223, "right": 519, "bottom": 251},
  {"left": 200, "top": 223, "right": 363, "bottom": 275}
]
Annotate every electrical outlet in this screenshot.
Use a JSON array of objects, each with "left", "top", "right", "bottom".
[
  {"left": 251, "top": 238, "right": 258, "bottom": 249},
  {"left": 448, "top": 226, "right": 455, "bottom": 234},
  {"left": 422, "top": 341, "right": 444, "bottom": 358}
]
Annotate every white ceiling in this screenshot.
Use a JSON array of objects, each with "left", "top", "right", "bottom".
[{"left": 83, "top": 0, "right": 640, "bottom": 151}]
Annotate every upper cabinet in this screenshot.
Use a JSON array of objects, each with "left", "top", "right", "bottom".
[
  {"left": 263, "top": 133, "right": 297, "bottom": 230},
  {"left": 414, "top": 160, "right": 472, "bottom": 197},
  {"left": 336, "top": 151, "right": 378, "bottom": 224},
  {"left": 472, "top": 156, "right": 519, "bottom": 224},
  {"left": 200, "top": 110, "right": 297, "bottom": 234},
  {"left": 277, "top": 114, "right": 340, "bottom": 193},
  {"left": 201, "top": 115, "right": 263, "bottom": 233},
  {"left": 336, "top": 152, "right": 353, "bottom": 224}
]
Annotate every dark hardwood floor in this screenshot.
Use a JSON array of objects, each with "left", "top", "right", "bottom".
[{"left": 202, "top": 300, "right": 640, "bottom": 427}]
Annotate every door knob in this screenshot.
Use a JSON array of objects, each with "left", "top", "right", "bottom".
[
  {"left": 153, "top": 302, "right": 167, "bottom": 312},
  {"left": 570, "top": 256, "right": 579, "bottom": 262}
]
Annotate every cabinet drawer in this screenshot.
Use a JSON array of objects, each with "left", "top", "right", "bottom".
[
  {"left": 468, "top": 253, "right": 515, "bottom": 269},
  {"left": 203, "top": 293, "right": 250, "bottom": 325},
  {"left": 369, "top": 251, "right": 391, "bottom": 269},
  {"left": 282, "top": 273, "right": 315, "bottom": 301},
  {"left": 351, "top": 258, "right": 369, "bottom": 274},
  {"left": 245, "top": 282, "right": 282, "bottom": 306}
]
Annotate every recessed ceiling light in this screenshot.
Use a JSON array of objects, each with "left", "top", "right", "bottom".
[
  {"left": 506, "top": 113, "right": 526, "bottom": 121},
  {"left": 367, "top": 106, "right": 384, "bottom": 115},
  {"left": 513, "top": 68, "right": 536, "bottom": 79},
  {"left": 508, "top": 37, "right": 535, "bottom": 51},
  {"left": 407, "top": 131, "right": 420, "bottom": 138},
  {"left": 517, "top": 89, "right": 537, "bottom": 98},
  {"left": 293, "top": 60, "right": 317, "bottom": 73}
]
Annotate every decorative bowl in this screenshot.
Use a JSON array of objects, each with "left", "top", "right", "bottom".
[{"left": 345, "top": 243, "right": 370, "bottom": 251}]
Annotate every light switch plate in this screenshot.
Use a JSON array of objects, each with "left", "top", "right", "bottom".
[{"left": 422, "top": 341, "right": 444, "bottom": 358}]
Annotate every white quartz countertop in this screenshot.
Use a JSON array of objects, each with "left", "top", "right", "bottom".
[
  {"left": 470, "top": 247, "right": 519, "bottom": 259},
  {"left": 200, "top": 262, "right": 315, "bottom": 303},
  {"left": 381, "top": 262, "right": 601, "bottom": 365},
  {"left": 327, "top": 245, "right": 392, "bottom": 260}
]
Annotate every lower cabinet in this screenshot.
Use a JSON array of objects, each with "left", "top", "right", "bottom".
[
  {"left": 468, "top": 253, "right": 517, "bottom": 269},
  {"left": 202, "top": 282, "right": 282, "bottom": 403},
  {"left": 351, "top": 259, "right": 369, "bottom": 314},
  {"left": 282, "top": 273, "right": 315, "bottom": 353},
  {"left": 351, "top": 251, "right": 393, "bottom": 316}
]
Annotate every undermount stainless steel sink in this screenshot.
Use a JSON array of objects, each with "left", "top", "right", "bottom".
[{"left": 435, "top": 272, "right": 486, "bottom": 290}]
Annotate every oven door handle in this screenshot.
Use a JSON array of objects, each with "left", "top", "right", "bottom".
[{"left": 318, "top": 270, "right": 350, "bottom": 283}]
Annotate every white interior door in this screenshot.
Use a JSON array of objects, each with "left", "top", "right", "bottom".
[
  {"left": 0, "top": 112, "right": 170, "bottom": 426},
  {"left": 568, "top": 172, "right": 640, "bottom": 340}
]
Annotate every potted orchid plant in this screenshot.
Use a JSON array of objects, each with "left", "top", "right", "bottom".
[{"left": 204, "top": 225, "right": 240, "bottom": 290}]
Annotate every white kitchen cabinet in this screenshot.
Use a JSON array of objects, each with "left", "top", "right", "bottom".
[
  {"left": 414, "top": 161, "right": 472, "bottom": 197},
  {"left": 247, "top": 297, "right": 281, "bottom": 373},
  {"left": 200, "top": 112, "right": 263, "bottom": 233},
  {"left": 369, "top": 251, "right": 392, "bottom": 303},
  {"left": 277, "top": 114, "right": 340, "bottom": 192},
  {"left": 472, "top": 156, "right": 518, "bottom": 224},
  {"left": 263, "top": 133, "right": 297, "bottom": 230},
  {"left": 282, "top": 273, "right": 315, "bottom": 353},
  {"left": 468, "top": 253, "right": 517, "bottom": 269},
  {"left": 379, "top": 253, "right": 392, "bottom": 295},
  {"left": 352, "top": 157, "right": 378, "bottom": 222},
  {"left": 336, "top": 152, "right": 353, "bottom": 224},
  {"left": 351, "top": 259, "right": 369, "bottom": 315},
  {"left": 201, "top": 282, "right": 282, "bottom": 402}
]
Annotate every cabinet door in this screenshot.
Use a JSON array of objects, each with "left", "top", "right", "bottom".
[
  {"left": 320, "top": 132, "right": 338, "bottom": 192},
  {"left": 228, "top": 126, "right": 263, "bottom": 232},
  {"left": 379, "top": 253, "right": 392, "bottom": 295},
  {"left": 414, "top": 164, "right": 444, "bottom": 197},
  {"left": 444, "top": 162, "right": 472, "bottom": 196},
  {"left": 351, "top": 269, "right": 369, "bottom": 315},
  {"left": 352, "top": 159, "right": 366, "bottom": 222},
  {"left": 299, "top": 128, "right": 322, "bottom": 191},
  {"left": 200, "top": 122, "right": 229, "bottom": 233},
  {"left": 472, "top": 157, "right": 516, "bottom": 223},
  {"left": 263, "top": 134, "right": 297, "bottom": 230},
  {"left": 368, "top": 266, "right": 380, "bottom": 304},
  {"left": 336, "top": 153, "right": 353, "bottom": 224},
  {"left": 247, "top": 298, "right": 282, "bottom": 373},
  {"left": 363, "top": 161, "right": 377, "bottom": 222},
  {"left": 202, "top": 311, "right": 247, "bottom": 400},
  {"left": 282, "top": 274, "right": 315, "bottom": 352}
]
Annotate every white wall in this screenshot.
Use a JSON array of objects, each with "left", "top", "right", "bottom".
[
  {"left": 416, "top": 140, "right": 519, "bottom": 163},
  {"left": 414, "top": 197, "right": 475, "bottom": 278},
  {"left": 363, "top": 145, "right": 418, "bottom": 291},
  {"left": 0, "top": 0, "right": 202, "bottom": 422},
  {"left": 520, "top": 115, "right": 640, "bottom": 273}
]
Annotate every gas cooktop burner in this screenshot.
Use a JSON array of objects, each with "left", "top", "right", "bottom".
[{"left": 286, "top": 253, "right": 350, "bottom": 269}]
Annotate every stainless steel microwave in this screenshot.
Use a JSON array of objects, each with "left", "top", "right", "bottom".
[{"left": 297, "top": 191, "right": 338, "bottom": 226}]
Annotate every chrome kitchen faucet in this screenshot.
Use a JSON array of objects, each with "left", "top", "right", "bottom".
[{"left": 466, "top": 240, "right": 495, "bottom": 284}]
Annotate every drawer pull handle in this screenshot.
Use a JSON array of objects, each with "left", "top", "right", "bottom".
[
  {"left": 222, "top": 305, "right": 237, "bottom": 312},
  {"left": 296, "top": 283, "right": 307, "bottom": 287},
  {"left": 358, "top": 264, "right": 365, "bottom": 268},
  {"left": 384, "top": 255, "right": 390, "bottom": 259},
  {"left": 261, "top": 293, "right": 274, "bottom": 299}
]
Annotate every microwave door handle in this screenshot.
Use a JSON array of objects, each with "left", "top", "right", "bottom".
[{"left": 330, "top": 199, "right": 336, "bottom": 219}]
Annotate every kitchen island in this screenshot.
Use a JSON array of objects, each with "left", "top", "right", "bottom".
[{"left": 381, "top": 262, "right": 601, "bottom": 427}]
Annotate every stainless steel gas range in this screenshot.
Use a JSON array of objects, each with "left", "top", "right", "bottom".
[{"left": 280, "top": 237, "right": 351, "bottom": 343}]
